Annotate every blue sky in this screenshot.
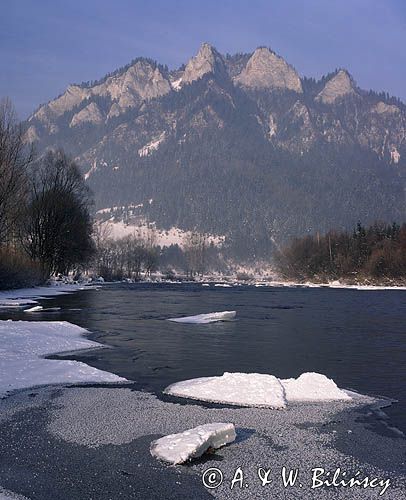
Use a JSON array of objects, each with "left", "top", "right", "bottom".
[{"left": 1, "top": 0, "right": 405, "bottom": 118}]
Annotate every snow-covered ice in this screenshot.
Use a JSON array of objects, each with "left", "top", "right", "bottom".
[
  {"left": 24, "top": 305, "right": 43, "bottom": 313},
  {"left": 150, "top": 422, "right": 236, "bottom": 465},
  {"left": 281, "top": 372, "right": 352, "bottom": 402},
  {"left": 165, "top": 372, "right": 287, "bottom": 408},
  {"left": 168, "top": 311, "right": 236, "bottom": 324},
  {"left": 165, "top": 372, "right": 351, "bottom": 407},
  {"left": 0, "top": 321, "right": 127, "bottom": 397}
]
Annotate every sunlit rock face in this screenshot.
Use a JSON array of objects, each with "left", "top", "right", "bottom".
[
  {"left": 91, "top": 60, "right": 171, "bottom": 107},
  {"left": 372, "top": 101, "right": 400, "bottom": 115},
  {"left": 182, "top": 43, "right": 226, "bottom": 84},
  {"left": 316, "top": 69, "right": 355, "bottom": 104},
  {"left": 30, "top": 60, "right": 171, "bottom": 128},
  {"left": 234, "top": 47, "right": 302, "bottom": 93},
  {"left": 70, "top": 102, "right": 104, "bottom": 127}
]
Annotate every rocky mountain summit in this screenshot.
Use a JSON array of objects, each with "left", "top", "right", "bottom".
[
  {"left": 181, "top": 43, "right": 226, "bottom": 84},
  {"left": 315, "top": 69, "right": 355, "bottom": 103},
  {"left": 234, "top": 47, "right": 302, "bottom": 92},
  {"left": 25, "top": 43, "right": 406, "bottom": 257}
]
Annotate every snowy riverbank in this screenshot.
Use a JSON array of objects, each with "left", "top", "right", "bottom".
[
  {"left": 0, "top": 385, "right": 405, "bottom": 499},
  {"left": 0, "top": 321, "right": 127, "bottom": 398}
]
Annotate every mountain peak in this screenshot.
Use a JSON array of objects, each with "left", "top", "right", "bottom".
[
  {"left": 316, "top": 69, "right": 355, "bottom": 103},
  {"left": 182, "top": 43, "right": 226, "bottom": 84},
  {"left": 234, "top": 47, "right": 302, "bottom": 93}
]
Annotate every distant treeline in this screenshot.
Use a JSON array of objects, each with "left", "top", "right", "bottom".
[{"left": 276, "top": 222, "right": 406, "bottom": 283}]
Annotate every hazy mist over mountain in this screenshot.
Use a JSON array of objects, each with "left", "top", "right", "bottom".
[{"left": 24, "top": 42, "right": 405, "bottom": 257}]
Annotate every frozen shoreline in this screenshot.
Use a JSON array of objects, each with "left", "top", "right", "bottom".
[
  {"left": 0, "top": 320, "right": 128, "bottom": 398},
  {"left": 0, "top": 385, "right": 404, "bottom": 499},
  {"left": 0, "top": 282, "right": 101, "bottom": 309},
  {"left": 119, "top": 277, "right": 406, "bottom": 291}
]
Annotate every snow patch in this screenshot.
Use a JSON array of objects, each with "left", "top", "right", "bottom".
[
  {"left": 168, "top": 311, "right": 236, "bottom": 324},
  {"left": 269, "top": 114, "right": 277, "bottom": 138},
  {"left": 171, "top": 78, "right": 183, "bottom": 91},
  {"left": 150, "top": 422, "right": 236, "bottom": 465},
  {"left": 138, "top": 132, "right": 166, "bottom": 157},
  {"left": 165, "top": 372, "right": 351, "bottom": 408},
  {"left": 390, "top": 147, "right": 400, "bottom": 164},
  {"left": 0, "top": 321, "right": 127, "bottom": 397},
  {"left": 84, "top": 160, "right": 98, "bottom": 181},
  {"left": 98, "top": 220, "right": 225, "bottom": 248}
]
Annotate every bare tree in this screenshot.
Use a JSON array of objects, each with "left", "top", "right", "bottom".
[
  {"left": 184, "top": 231, "right": 207, "bottom": 277},
  {"left": 22, "top": 150, "right": 95, "bottom": 276},
  {"left": 143, "top": 225, "right": 158, "bottom": 276},
  {"left": 0, "top": 98, "right": 32, "bottom": 245}
]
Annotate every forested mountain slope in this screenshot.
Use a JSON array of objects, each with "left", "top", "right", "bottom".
[{"left": 25, "top": 43, "right": 406, "bottom": 257}]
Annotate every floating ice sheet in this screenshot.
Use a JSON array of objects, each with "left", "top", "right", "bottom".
[
  {"left": 168, "top": 311, "right": 236, "bottom": 324},
  {"left": 165, "top": 372, "right": 287, "bottom": 408},
  {"left": 165, "top": 372, "right": 351, "bottom": 407}
]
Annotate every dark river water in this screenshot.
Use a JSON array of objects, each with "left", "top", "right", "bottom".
[{"left": 2, "top": 283, "right": 406, "bottom": 433}]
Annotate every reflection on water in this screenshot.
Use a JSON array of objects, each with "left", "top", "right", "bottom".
[{"left": 2, "top": 282, "right": 405, "bottom": 433}]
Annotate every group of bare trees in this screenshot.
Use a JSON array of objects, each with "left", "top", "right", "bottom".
[
  {"left": 93, "top": 227, "right": 220, "bottom": 280},
  {"left": 21, "top": 151, "right": 94, "bottom": 276},
  {"left": 94, "top": 225, "right": 158, "bottom": 280},
  {"left": 183, "top": 231, "right": 208, "bottom": 276},
  {"left": 275, "top": 222, "right": 406, "bottom": 282},
  {"left": 0, "top": 98, "right": 31, "bottom": 246},
  {"left": 0, "top": 98, "right": 94, "bottom": 288}
]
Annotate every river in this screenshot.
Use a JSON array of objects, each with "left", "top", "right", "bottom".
[{"left": 2, "top": 282, "right": 405, "bottom": 434}]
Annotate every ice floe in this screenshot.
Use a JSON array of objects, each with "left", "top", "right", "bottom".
[
  {"left": 168, "top": 311, "right": 236, "bottom": 324},
  {"left": 24, "top": 305, "right": 44, "bottom": 313},
  {"left": 0, "top": 321, "right": 127, "bottom": 397},
  {"left": 150, "top": 422, "right": 236, "bottom": 464},
  {"left": 165, "top": 372, "right": 351, "bottom": 408},
  {"left": 165, "top": 372, "right": 287, "bottom": 408},
  {"left": 23, "top": 306, "right": 61, "bottom": 313}
]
